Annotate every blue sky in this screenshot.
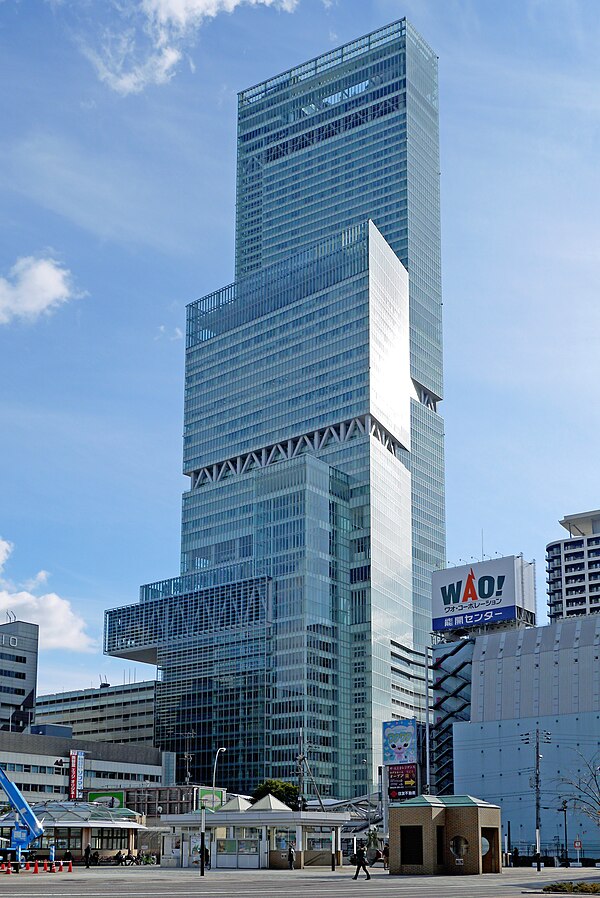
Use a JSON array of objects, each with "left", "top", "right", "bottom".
[{"left": 1, "top": 0, "right": 599, "bottom": 693}]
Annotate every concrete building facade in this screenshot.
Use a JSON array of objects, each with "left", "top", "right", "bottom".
[
  {"left": 35, "top": 681, "right": 156, "bottom": 744},
  {"left": 0, "top": 730, "right": 174, "bottom": 806},
  {"left": 0, "top": 619, "right": 38, "bottom": 734},
  {"left": 452, "top": 616, "right": 600, "bottom": 857}
]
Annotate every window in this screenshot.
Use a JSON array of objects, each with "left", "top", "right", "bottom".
[{"left": 91, "top": 828, "right": 129, "bottom": 850}]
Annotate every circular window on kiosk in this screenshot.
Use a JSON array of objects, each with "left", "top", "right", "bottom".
[
  {"left": 450, "top": 836, "right": 469, "bottom": 859},
  {"left": 481, "top": 836, "right": 490, "bottom": 857}
]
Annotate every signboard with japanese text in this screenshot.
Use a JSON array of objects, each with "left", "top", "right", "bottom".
[
  {"left": 69, "top": 750, "right": 85, "bottom": 800},
  {"left": 388, "top": 764, "right": 418, "bottom": 800},
  {"left": 431, "top": 555, "right": 535, "bottom": 632}
]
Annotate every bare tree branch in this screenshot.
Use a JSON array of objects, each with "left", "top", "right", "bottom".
[{"left": 559, "top": 750, "right": 600, "bottom": 826}]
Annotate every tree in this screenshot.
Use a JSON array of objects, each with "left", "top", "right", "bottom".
[
  {"left": 252, "top": 779, "right": 300, "bottom": 810},
  {"left": 560, "top": 751, "right": 600, "bottom": 826}
]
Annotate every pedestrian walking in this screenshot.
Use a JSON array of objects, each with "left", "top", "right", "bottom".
[
  {"left": 382, "top": 843, "right": 389, "bottom": 870},
  {"left": 84, "top": 844, "right": 91, "bottom": 869},
  {"left": 352, "top": 844, "right": 370, "bottom": 880},
  {"left": 287, "top": 845, "right": 296, "bottom": 869}
]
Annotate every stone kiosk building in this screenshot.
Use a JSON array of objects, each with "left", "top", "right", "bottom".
[{"left": 389, "top": 795, "right": 501, "bottom": 875}]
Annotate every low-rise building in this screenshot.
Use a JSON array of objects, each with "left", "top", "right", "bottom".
[
  {"left": 161, "top": 793, "right": 349, "bottom": 869},
  {"left": 0, "top": 800, "right": 146, "bottom": 861},
  {"left": 0, "top": 730, "right": 174, "bottom": 806},
  {"left": 388, "top": 795, "right": 501, "bottom": 875}
]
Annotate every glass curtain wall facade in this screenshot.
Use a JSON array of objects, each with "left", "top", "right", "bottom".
[
  {"left": 105, "top": 20, "right": 445, "bottom": 799},
  {"left": 236, "top": 18, "right": 444, "bottom": 665}
]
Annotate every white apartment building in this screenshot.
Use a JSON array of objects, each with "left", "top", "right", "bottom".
[{"left": 547, "top": 510, "right": 600, "bottom": 621}]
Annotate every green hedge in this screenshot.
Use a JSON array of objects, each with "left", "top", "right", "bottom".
[{"left": 542, "top": 884, "right": 600, "bottom": 894}]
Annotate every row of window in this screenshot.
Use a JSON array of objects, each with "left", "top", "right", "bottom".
[
  {"left": 0, "top": 762, "right": 161, "bottom": 783},
  {"left": 0, "top": 827, "right": 129, "bottom": 852}
]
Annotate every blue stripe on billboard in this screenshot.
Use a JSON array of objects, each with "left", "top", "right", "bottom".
[{"left": 432, "top": 604, "right": 517, "bottom": 632}]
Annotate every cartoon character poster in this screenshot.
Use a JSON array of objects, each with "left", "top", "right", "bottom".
[{"left": 382, "top": 718, "right": 417, "bottom": 765}]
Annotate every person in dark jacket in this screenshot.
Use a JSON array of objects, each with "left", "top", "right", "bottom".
[{"left": 352, "top": 844, "right": 370, "bottom": 880}]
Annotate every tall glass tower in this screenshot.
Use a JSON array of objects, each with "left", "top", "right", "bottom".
[{"left": 105, "top": 19, "right": 445, "bottom": 800}]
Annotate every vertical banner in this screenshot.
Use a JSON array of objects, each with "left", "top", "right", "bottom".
[
  {"left": 69, "top": 750, "right": 85, "bottom": 799},
  {"left": 383, "top": 719, "right": 419, "bottom": 807},
  {"left": 382, "top": 719, "right": 417, "bottom": 765}
]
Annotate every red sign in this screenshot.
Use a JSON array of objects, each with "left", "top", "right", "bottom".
[
  {"left": 574, "top": 840, "right": 582, "bottom": 849},
  {"left": 69, "top": 750, "right": 84, "bottom": 800},
  {"left": 388, "top": 763, "right": 417, "bottom": 800}
]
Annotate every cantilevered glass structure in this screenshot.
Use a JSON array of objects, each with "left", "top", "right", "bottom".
[{"left": 105, "top": 20, "right": 445, "bottom": 799}]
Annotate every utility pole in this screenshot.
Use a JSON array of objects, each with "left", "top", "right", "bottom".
[
  {"left": 521, "top": 728, "right": 551, "bottom": 872},
  {"left": 560, "top": 800, "right": 569, "bottom": 867}
]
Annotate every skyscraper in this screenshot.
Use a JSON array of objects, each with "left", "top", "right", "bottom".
[{"left": 105, "top": 19, "right": 445, "bottom": 799}]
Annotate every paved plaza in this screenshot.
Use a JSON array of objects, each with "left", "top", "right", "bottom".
[{"left": 1, "top": 865, "right": 599, "bottom": 898}]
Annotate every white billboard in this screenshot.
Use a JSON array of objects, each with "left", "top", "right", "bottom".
[{"left": 431, "top": 555, "right": 535, "bottom": 632}]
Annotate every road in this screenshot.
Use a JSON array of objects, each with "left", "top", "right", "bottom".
[{"left": 1, "top": 865, "right": 599, "bottom": 898}]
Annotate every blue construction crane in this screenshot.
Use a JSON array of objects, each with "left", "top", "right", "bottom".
[{"left": 0, "top": 767, "right": 44, "bottom": 868}]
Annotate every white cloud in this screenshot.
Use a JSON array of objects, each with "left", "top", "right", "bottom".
[
  {"left": 23, "top": 570, "right": 50, "bottom": 592},
  {"left": 0, "top": 539, "right": 13, "bottom": 574},
  {"left": 143, "top": 0, "right": 299, "bottom": 30},
  {"left": 0, "top": 255, "right": 80, "bottom": 325},
  {"left": 155, "top": 323, "right": 184, "bottom": 340},
  {"left": 0, "top": 539, "right": 95, "bottom": 652},
  {"left": 82, "top": 38, "right": 182, "bottom": 95},
  {"left": 0, "top": 589, "right": 96, "bottom": 652},
  {"left": 81, "top": 0, "right": 300, "bottom": 95}
]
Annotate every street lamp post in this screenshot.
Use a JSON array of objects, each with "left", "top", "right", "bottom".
[{"left": 212, "top": 747, "right": 226, "bottom": 809}]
